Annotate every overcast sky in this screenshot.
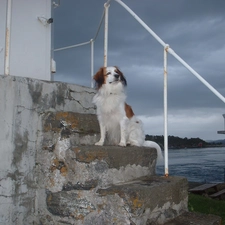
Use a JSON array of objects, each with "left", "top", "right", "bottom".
[{"left": 53, "top": 0, "right": 225, "bottom": 141}]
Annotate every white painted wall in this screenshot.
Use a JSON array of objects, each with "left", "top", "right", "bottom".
[{"left": 0, "top": 0, "right": 53, "bottom": 80}]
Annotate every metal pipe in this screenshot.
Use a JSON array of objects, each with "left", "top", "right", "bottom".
[
  {"left": 104, "top": 2, "right": 110, "bottom": 67},
  {"left": 114, "top": 0, "right": 166, "bottom": 47},
  {"left": 164, "top": 45, "right": 169, "bottom": 176},
  {"left": 224, "top": 168, "right": 225, "bottom": 182},
  {"left": 114, "top": 0, "right": 225, "bottom": 105},
  {"left": 5, "top": 0, "right": 12, "bottom": 75},
  {"left": 105, "top": 0, "right": 112, "bottom": 6},
  {"left": 54, "top": 41, "right": 90, "bottom": 52},
  {"left": 90, "top": 39, "right": 94, "bottom": 88},
  {"left": 167, "top": 48, "right": 225, "bottom": 104}
]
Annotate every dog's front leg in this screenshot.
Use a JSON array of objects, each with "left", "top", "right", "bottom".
[
  {"left": 118, "top": 118, "right": 127, "bottom": 147},
  {"left": 95, "top": 122, "right": 106, "bottom": 146}
]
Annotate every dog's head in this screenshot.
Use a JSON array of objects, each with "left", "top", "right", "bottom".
[{"left": 93, "top": 66, "right": 127, "bottom": 89}]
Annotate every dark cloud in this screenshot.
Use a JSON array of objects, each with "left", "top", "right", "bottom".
[{"left": 53, "top": 0, "right": 225, "bottom": 140}]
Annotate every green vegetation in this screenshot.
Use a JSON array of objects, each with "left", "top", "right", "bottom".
[
  {"left": 188, "top": 193, "right": 225, "bottom": 224},
  {"left": 145, "top": 135, "right": 224, "bottom": 149}
]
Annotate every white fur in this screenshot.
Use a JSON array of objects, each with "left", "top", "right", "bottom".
[{"left": 93, "top": 66, "right": 163, "bottom": 162}]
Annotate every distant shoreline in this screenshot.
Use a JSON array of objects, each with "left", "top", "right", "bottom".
[{"left": 145, "top": 135, "right": 225, "bottom": 150}]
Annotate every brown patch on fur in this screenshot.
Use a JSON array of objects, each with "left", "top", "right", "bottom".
[
  {"left": 114, "top": 66, "right": 127, "bottom": 86},
  {"left": 125, "top": 103, "right": 134, "bottom": 118},
  {"left": 114, "top": 66, "right": 122, "bottom": 75},
  {"left": 93, "top": 67, "right": 106, "bottom": 89}
]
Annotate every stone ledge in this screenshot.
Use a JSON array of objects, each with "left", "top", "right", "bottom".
[
  {"left": 43, "top": 111, "right": 99, "bottom": 134},
  {"left": 41, "top": 145, "right": 158, "bottom": 193},
  {"left": 97, "top": 175, "right": 188, "bottom": 224},
  {"left": 73, "top": 145, "right": 157, "bottom": 169},
  {"left": 45, "top": 175, "right": 188, "bottom": 225}
]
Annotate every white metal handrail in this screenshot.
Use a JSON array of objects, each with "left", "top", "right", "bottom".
[
  {"left": 54, "top": 0, "right": 225, "bottom": 177},
  {"left": 54, "top": 5, "right": 107, "bottom": 88},
  {"left": 104, "top": 0, "right": 225, "bottom": 176},
  {"left": 54, "top": 41, "right": 90, "bottom": 52}
]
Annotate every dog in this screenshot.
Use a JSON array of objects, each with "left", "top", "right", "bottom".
[{"left": 92, "top": 66, "right": 163, "bottom": 161}]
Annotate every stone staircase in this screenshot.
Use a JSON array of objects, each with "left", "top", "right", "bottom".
[
  {"left": 38, "top": 111, "right": 222, "bottom": 225},
  {"left": 36, "top": 111, "right": 187, "bottom": 224}
]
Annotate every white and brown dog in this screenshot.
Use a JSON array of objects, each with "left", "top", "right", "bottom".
[{"left": 93, "top": 66, "right": 163, "bottom": 161}]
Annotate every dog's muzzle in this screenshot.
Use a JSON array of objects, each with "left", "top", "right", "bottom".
[
  {"left": 114, "top": 74, "right": 120, "bottom": 81},
  {"left": 109, "top": 74, "right": 120, "bottom": 84}
]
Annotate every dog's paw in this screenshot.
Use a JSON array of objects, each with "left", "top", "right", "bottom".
[
  {"left": 95, "top": 141, "right": 104, "bottom": 146},
  {"left": 118, "top": 141, "right": 126, "bottom": 147}
]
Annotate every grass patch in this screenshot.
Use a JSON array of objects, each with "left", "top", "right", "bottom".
[{"left": 188, "top": 193, "right": 225, "bottom": 225}]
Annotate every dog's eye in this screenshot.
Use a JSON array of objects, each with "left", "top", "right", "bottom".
[{"left": 106, "top": 72, "right": 111, "bottom": 75}]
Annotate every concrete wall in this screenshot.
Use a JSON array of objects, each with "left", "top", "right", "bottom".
[{"left": 0, "top": 75, "right": 97, "bottom": 224}]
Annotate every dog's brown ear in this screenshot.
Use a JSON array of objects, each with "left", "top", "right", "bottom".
[
  {"left": 114, "top": 66, "right": 127, "bottom": 86},
  {"left": 93, "top": 67, "right": 105, "bottom": 89}
]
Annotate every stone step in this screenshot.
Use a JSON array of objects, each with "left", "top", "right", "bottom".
[
  {"left": 163, "top": 211, "right": 221, "bottom": 225},
  {"left": 41, "top": 145, "right": 158, "bottom": 193},
  {"left": 46, "top": 175, "right": 188, "bottom": 225}
]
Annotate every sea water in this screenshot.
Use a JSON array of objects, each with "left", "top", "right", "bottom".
[{"left": 156, "top": 147, "right": 225, "bottom": 183}]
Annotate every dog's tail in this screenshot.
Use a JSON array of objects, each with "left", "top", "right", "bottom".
[{"left": 143, "top": 141, "right": 163, "bottom": 164}]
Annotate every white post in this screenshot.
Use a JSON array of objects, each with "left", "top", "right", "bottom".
[
  {"left": 164, "top": 45, "right": 169, "bottom": 177},
  {"left": 104, "top": 3, "right": 110, "bottom": 67},
  {"left": 90, "top": 39, "right": 94, "bottom": 88},
  {"left": 223, "top": 114, "right": 225, "bottom": 130},
  {"left": 5, "top": 0, "right": 12, "bottom": 75}
]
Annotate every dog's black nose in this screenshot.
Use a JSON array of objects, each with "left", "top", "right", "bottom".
[{"left": 114, "top": 74, "right": 119, "bottom": 79}]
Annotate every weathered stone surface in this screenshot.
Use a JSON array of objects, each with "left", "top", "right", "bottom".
[
  {"left": 42, "top": 111, "right": 100, "bottom": 151},
  {"left": 40, "top": 145, "right": 157, "bottom": 193},
  {"left": 74, "top": 145, "right": 157, "bottom": 169},
  {"left": 44, "top": 176, "right": 188, "bottom": 225},
  {"left": 43, "top": 111, "right": 99, "bottom": 134},
  {"left": 46, "top": 191, "right": 96, "bottom": 219},
  {"left": 39, "top": 144, "right": 163, "bottom": 224},
  {"left": 97, "top": 176, "right": 188, "bottom": 224},
  {"left": 0, "top": 75, "right": 96, "bottom": 224},
  {"left": 0, "top": 75, "right": 190, "bottom": 225},
  {"left": 62, "top": 180, "right": 98, "bottom": 191}
]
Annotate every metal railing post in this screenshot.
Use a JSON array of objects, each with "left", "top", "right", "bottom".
[
  {"left": 90, "top": 39, "right": 94, "bottom": 88},
  {"left": 54, "top": 41, "right": 91, "bottom": 52},
  {"left": 54, "top": 1, "right": 109, "bottom": 87},
  {"left": 164, "top": 45, "right": 169, "bottom": 176},
  {"left": 5, "top": 0, "right": 12, "bottom": 75},
  {"left": 104, "top": 2, "right": 110, "bottom": 67},
  {"left": 114, "top": 0, "right": 225, "bottom": 178}
]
